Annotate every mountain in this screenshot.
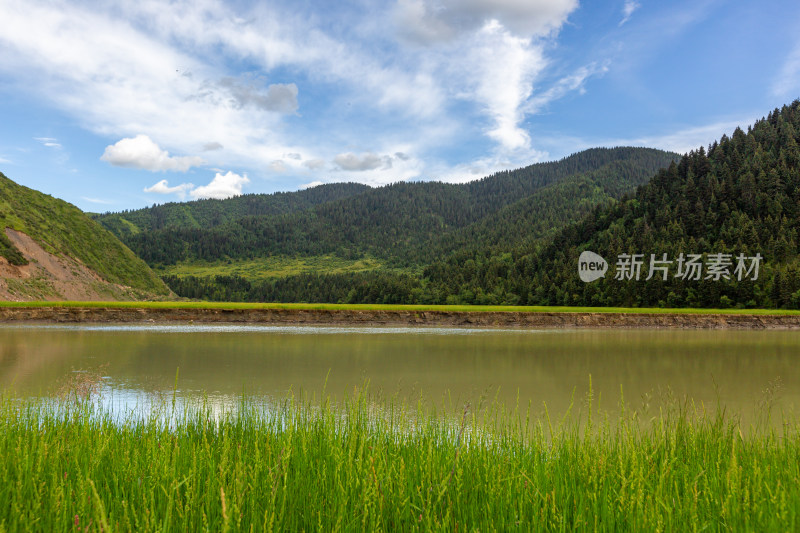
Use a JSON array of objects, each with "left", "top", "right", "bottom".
[
  {"left": 422, "top": 100, "right": 800, "bottom": 308},
  {"left": 421, "top": 156, "right": 672, "bottom": 262},
  {"left": 0, "top": 172, "right": 170, "bottom": 301},
  {"left": 94, "top": 147, "right": 680, "bottom": 303},
  {"left": 97, "top": 147, "right": 678, "bottom": 268}
]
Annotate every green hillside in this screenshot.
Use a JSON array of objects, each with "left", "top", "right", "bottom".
[
  {"left": 422, "top": 157, "right": 670, "bottom": 262},
  {"left": 0, "top": 172, "right": 170, "bottom": 298},
  {"left": 98, "top": 147, "right": 678, "bottom": 270},
  {"left": 97, "top": 147, "right": 682, "bottom": 303},
  {"left": 423, "top": 100, "right": 800, "bottom": 308},
  {"left": 151, "top": 98, "right": 800, "bottom": 308}
]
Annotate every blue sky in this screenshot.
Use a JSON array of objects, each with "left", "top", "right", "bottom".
[{"left": 0, "top": 0, "right": 799, "bottom": 212}]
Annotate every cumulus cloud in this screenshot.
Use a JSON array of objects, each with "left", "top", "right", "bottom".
[
  {"left": 334, "top": 152, "right": 393, "bottom": 171},
  {"left": 143, "top": 172, "right": 249, "bottom": 200},
  {"left": 217, "top": 78, "right": 299, "bottom": 114},
  {"left": 190, "top": 171, "right": 249, "bottom": 199},
  {"left": 0, "top": 0, "right": 310, "bottom": 179},
  {"left": 396, "top": 0, "right": 578, "bottom": 43},
  {"left": 143, "top": 179, "right": 194, "bottom": 197},
  {"left": 393, "top": 0, "right": 584, "bottom": 154},
  {"left": 0, "top": 0, "right": 594, "bottom": 191},
  {"left": 102, "top": 135, "right": 204, "bottom": 172},
  {"left": 619, "top": 0, "right": 640, "bottom": 26},
  {"left": 202, "top": 142, "right": 224, "bottom": 151},
  {"left": 300, "top": 180, "right": 324, "bottom": 189}
]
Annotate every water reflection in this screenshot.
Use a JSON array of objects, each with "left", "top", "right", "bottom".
[{"left": 1, "top": 324, "right": 799, "bottom": 425}]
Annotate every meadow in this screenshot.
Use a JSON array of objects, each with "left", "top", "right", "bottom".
[
  {"left": 154, "top": 255, "right": 390, "bottom": 282},
  {"left": 1, "top": 385, "right": 798, "bottom": 531}
]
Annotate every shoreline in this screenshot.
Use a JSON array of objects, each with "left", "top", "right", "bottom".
[{"left": 2, "top": 305, "right": 800, "bottom": 328}]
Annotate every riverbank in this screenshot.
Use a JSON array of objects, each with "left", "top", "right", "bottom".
[{"left": 2, "top": 302, "right": 800, "bottom": 328}]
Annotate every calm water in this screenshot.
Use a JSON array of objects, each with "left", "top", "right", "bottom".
[{"left": 1, "top": 324, "right": 799, "bottom": 423}]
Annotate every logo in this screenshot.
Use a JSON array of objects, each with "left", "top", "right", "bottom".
[
  {"left": 578, "top": 251, "right": 608, "bottom": 283},
  {"left": 577, "top": 251, "right": 762, "bottom": 283}
]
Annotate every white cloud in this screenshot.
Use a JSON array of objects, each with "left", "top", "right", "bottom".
[
  {"left": 325, "top": 149, "right": 423, "bottom": 185},
  {"left": 395, "top": 0, "right": 457, "bottom": 44},
  {"left": 0, "top": 0, "right": 452, "bottom": 186},
  {"left": 392, "top": 1, "right": 586, "bottom": 156},
  {"left": 35, "top": 137, "right": 62, "bottom": 148},
  {"left": 0, "top": 1, "right": 296, "bottom": 174},
  {"left": 0, "top": 0, "right": 592, "bottom": 192},
  {"left": 217, "top": 78, "right": 299, "bottom": 113},
  {"left": 102, "top": 135, "right": 204, "bottom": 172},
  {"left": 628, "top": 120, "right": 753, "bottom": 155},
  {"left": 143, "top": 179, "right": 194, "bottom": 197},
  {"left": 303, "top": 158, "right": 326, "bottom": 170},
  {"left": 334, "top": 152, "right": 388, "bottom": 171},
  {"left": 525, "top": 62, "right": 610, "bottom": 114},
  {"left": 144, "top": 172, "right": 250, "bottom": 200},
  {"left": 269, "top": 160, "right": 287, "bottom": 173},
  {"left": 0, "top": 157, "right": 11, "bottom": 164},
  {"left": 202, "top": 142, "right": 223, "bottom": 151},
  {"left": 533, "top": 116, "right": 759, "bottom": 160},
  {"left": 396, "top": 0, "right": 578, "bottom": 43},
  {"left": 300, "top": 180, "right": 324, "bottom": 189},
  {"left": 429, "top": 147, "right": 548, "bottom": 184},
  {"left": 773, "top": 42, "right": 800, "bottom": 99},
  {"left": 81, "top": 196, "right": 114, "bottom": 205},
  {"left": 619, "top": 0, "right": 640, "bottom": 26},
  {"left": 467, "top": 21, "right": 546, "bottom": 152},
  {"left": 190, "top": 171, "right": 249, "bottom": 200}
]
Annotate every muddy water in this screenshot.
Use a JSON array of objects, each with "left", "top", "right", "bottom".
[{"left": 1, "top": 325, "right": 799, "bottom": 424}]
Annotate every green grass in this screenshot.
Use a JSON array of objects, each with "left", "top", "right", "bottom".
[
  {"left": 155, "top": 255, "right": 390, "bottom": 281},
  {"left": 1, "top": 388, "right": 799, "bottom": 531},
  {"left": 0, "top": 172, "right": 169, "bottom": 295},
  {"left": 2, "top": 299, "right": 800, "bottom": 315}
]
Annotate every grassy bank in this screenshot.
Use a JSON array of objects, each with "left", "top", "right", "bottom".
[
  {"left": 2, "top": 300, "right": 800, "bottom": 315},
  {"left": 1, "top": 390, "right": 799, "bottom": 531}
]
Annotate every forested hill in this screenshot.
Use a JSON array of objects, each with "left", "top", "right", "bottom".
[
  {"left": 421, "top": 157, "right": 670, "bottom": 262},
  {"left": 97, "top": 147, "right": 678, "bottom": 267},
  {"left": 0, "top": 172, "right": 170, "bottom": 300},
  {"left": 423, "top": 100, "right": 800, "bottom": 308},
  {"left": 94, "top": 182, "right": 371, "bottom": 239}
]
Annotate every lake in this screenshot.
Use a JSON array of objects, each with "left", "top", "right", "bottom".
[{"left": 1, "top": 324, "right": 799, "bottom": 425}]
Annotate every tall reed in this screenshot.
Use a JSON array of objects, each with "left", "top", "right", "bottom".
[{"left": 0, "top": 388, "right": 798, "bottom": 531}]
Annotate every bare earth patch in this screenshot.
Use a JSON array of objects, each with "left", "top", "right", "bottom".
[{"left": 0, "top": 228, "right": 135, "bottom": 301}]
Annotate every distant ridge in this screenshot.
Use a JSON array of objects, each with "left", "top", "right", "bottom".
[
  {"left": 94, "top": 182, "right": 372, "bottom": 238},
  {"left": 96, "top": 147, "right": 678, "bottom": 267},
  {"left": 94, "top": 147, "right": 680, "bottom": 303}
]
